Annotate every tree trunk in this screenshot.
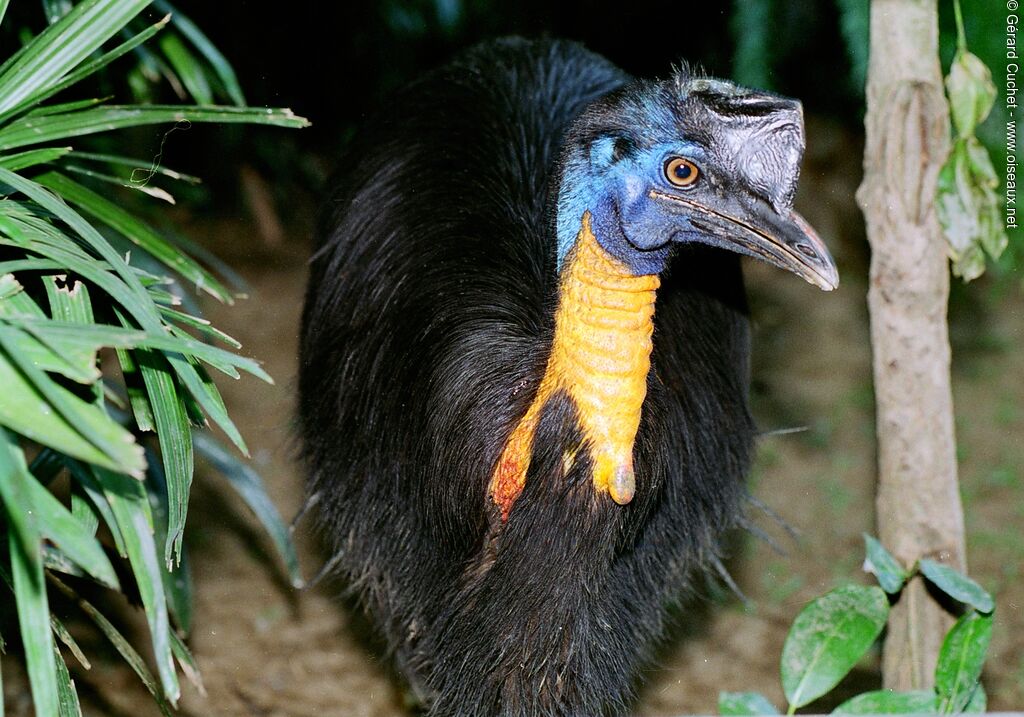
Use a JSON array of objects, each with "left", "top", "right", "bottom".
[{"left": 857, "top": 0, "right": 967, "bottom": 691}]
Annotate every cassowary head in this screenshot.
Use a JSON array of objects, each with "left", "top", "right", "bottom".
[{"left": 555, "top": 69, "right": 839, "bottom": 289}]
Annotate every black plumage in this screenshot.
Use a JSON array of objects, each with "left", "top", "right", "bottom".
[{"left": 299, "top": 37, "right": 817, "bottom": 716}]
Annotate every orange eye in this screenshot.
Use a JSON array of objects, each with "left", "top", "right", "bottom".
[{"left": 664, "top": 157, "right": 700, "bottom": 188}]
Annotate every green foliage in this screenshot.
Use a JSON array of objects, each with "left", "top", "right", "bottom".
[
  {"left": 0, "top": 0, "right": 307, "bottom": 712},
  {"left": 936, "top": 0, "right": 1009, "bottom": 282},
  {"left": 718, "top": 537, "right": 995, "bottom": 715}
]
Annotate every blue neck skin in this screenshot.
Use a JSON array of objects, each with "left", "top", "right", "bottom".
[{"left": 555, "top": 138, "right": 704, "bottom": 276}]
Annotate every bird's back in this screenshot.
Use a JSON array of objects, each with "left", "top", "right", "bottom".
[{"left": 300, "top": 38, "right": 756, "bottom": 716}]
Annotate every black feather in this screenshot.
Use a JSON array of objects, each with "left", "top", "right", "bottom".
[{"left": 299, "top": 37, "right": 755, "bottom": 716}]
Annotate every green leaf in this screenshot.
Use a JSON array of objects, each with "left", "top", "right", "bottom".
[
  {"left": 0, "top": 348, "right": 142, "bottom": 473},
  {"left": 69, "top": 149, "right": 201, "bottom": 184},
  {"left": 0, "top": 0, "right": 152, "bottom": 119},
  {"left": 136, "top": 348, "right": 193, "bottom": 567},
  {"left": 935, "top": 611, "right": 993, "bottom": 712},
  {"left": 0, "top": 325, "right": 146, "bottom": 473},
  {"left": 0, "top": 146, "right": 71, "bottom": 170},
  {"left": 9, "top": 529, "right": 59, "bottom": 717},
  {"left": 91, "top": 466, "right": 180, "bottom": 704},
  {"left": 0, "top": 426, "right": 42, "bottom": 564},
  {"left": 35, "top": 171, "right": 233, "bottom": 302},
  {"left": 831, "top": 689, "right": 937, "bottom": 714},
  {"left": 862, "top": 534, "right": 909, "bottom": 594},
  {"left": 22, "top": 469, "right": 120, "bottom": 588},
  {"left": 117, "top": 346, "right": 156, "bottom": 432},
  {"left": 781, "top": 585, "right": 889, "bottom": 709},
  {"left": 719, "top": 691, "right": 780, "bottom": 715},
  {"left": 157, "top": 32, "right": 213, "bottom": 105},
  {"left": 145, "top": 447, "right": 193, "bottom": 634},
  {"left": 918, "top": 559, "right": 994, "bottom": 613},
  {"left": 169, "top": 630, "right": 204, "bottom": 695},
  {"left": 0, "top": 104, "right": 309, "bottom": 150},
  {"left": 53, "top": 644, "right": 83, "bottom": 717},
  {"left": 963, "top": 683, "right": 987, "bottom": 713},
  {"left": 194, "top": 430, "right": 303, "bottom": 588},
  {"left": 65, "top": 460, "right": 126, "bottom": 556},
  {"left": 50, "top": 615, "right": 90, "bottom": 670},
  {"left": 946, "top": 50, "right": 996, "bottom": 138},
  {"left": 25, "top": 14, "right": 170, "bottom": 116},
  {"left": 154, "top": 0, "right": 245, "bottom": 105},
  {"left": 49, "top": 574, "right": 175, "bottom": 716}
]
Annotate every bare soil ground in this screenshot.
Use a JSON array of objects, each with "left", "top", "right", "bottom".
[{"left": 3, "top": 121, "right": 1022, "bottom": 715}]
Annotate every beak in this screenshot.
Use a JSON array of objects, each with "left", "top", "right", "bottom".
[{"left": 651, "top": 189, "right": 839, "bottom": 291}]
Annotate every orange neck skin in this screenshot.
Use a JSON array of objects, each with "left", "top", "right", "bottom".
[{"left": 490, "top": 212, "right": 659, "bottom": 520}]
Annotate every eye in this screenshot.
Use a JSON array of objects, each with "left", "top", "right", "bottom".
[{"left": 664, "top": 157, "right": 700, "bottom": 188}]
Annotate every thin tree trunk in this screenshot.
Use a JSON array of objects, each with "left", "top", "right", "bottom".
[{"left": 857, "top": 0, "right": 967, "bottom": 691}]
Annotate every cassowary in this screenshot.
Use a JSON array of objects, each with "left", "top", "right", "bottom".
[{"left": 299, "top": 37, "right": 837, "bottom": 716}]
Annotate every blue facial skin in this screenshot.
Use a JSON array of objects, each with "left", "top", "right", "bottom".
[{"left": 556, "top": 136, "right": 709, "bottom": 276}]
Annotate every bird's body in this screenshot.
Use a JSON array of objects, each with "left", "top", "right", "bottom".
[{"left": 300, "top": 38, "right": 835, "bottom": 716}]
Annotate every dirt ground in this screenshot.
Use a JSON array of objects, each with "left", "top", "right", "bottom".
[{"left": 4, "top": 121, "right": 1023, "bottom": 715}]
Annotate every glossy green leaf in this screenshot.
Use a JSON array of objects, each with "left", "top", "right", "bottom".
[
  {"left": 781, "top": 584, "right": 888, "bottom": 709},
  {"left": 154, "top": 0, "right": 245, "bottom": 105},
  {"left": 0, "top": 104, "right": 309, "bottom": 150},
  {"left": 0, "top": 350, "right": 140, "bottom": 473},
  {"left": 0, "top": 426, "right": 41, "bottom": 563},
  {"left": 9, "top": 529, "right": 58, "bottom": 717},
  {"left": 0, "top": 146, "right": 70, "bottom": 170},
  {"left": 0, "top": 326, "right": 145, "bottom": 474},
  {"left": 65, "top": 459, "right": 126, "bottom": 556},
  {"left": 194, "top": 430, "right": 302, "bottom": 588},
  {"left": 27, "top": 14, "right": 170, "bottom": 114},
  {"left": 936, "top": 611, "right": 993, "bottom": 712},
  {"left": 157, "top": 33, "right": 213, "bottom": 105},
  {"left": 92, "top": 466, "right": 180, "bottom": 704},
  {"left": 0, "top": 0, "right": 152, "bottom": 117},
  {"left": 69, "top": 150, "right": 201, "bottom": 184},
  {"left": 53, "top": 644, "right": 82, "bottom": 717},
  {"left": 136, "top": 348, "right": 193, "bottom": 567},
  {"left": 22, "top": 469, "right": 119, "bottom": 588},
  {"left": 146, "top": 447, "right": 193, "bottom": 634},
  {"left": 919, "top": 559, "right": 994, "bottom": 613},
  {"left": 718, "top": 690, "right": 780, "bottom": 715},
  {"left": 831, "top": 689, "right": 937, "bottom": 714},
  {"left": 862, "top": 534, "right": 909, "bottom": 594},
  {"left": 35, "top": 171, "right": 232, "bottom": 302},
  {"left": 49, "top": 574, "right": 175, "bottom": 716}
]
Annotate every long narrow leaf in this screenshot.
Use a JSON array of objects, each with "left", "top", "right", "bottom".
[
  {"left": 194, "top": 430, "right": 302, "bottom": 588},
  {"left": 69, "top": 149, "right": 201, "bottom": 183},
  {"left": 53, "top": 645, "right": 83, "bottom": 717},
  {"left": 154, "top": 0, "right": 245, "bottom": 105},
  {"left": 92, "top": 466, "right": 180, "bottom": 703},
  {"left": 0, "top": 146, "right": 71, "bottom": 170},
  {"left": 157, "top": 33, "right": 212, "bottom": 104},
  {"left": 135, "top": 347, "right": 193, "bottom": 567},
  {"left": 24, "top": 473, "right": 120, "bottom": 588},
  {"left": 0, "top": 325, "right": 145, "bottom": 473},
  {"left": 36, "top": 171, "right": 232, "bottom": 302},
  {"left": 0, "top": 0, "right": 153, "bottom": 118},
  {"left": 0, "top": 351, "right": 140, "bottom": 473},
  {"left": 49, "top": 574, "right": 175, "bottom": 716},
  {"left": 0, "top": 104, "right": 309, "bottom": 150},
  {"left": 0, "top": 168, "right": 163, "bottom": 335},
  {"left": 9, "top": 530, "right": 59, "bottom": 717},
  {"left": 22, "top": 14, "right": 170, "bottom": 115},
  {"left": 0, "top": 427, "right": 41, "bottom": 565}
]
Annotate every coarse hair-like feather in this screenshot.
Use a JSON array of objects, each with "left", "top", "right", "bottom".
[{"left": 299, "top": 37, "right": 755, "bottom": 716}]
